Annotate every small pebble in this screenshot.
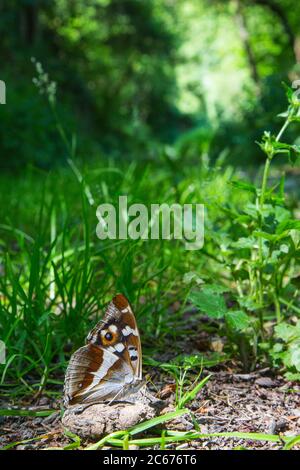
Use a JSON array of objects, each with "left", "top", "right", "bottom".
[{"left": 255, "top": 377, "right": 276, "bottom": 388}]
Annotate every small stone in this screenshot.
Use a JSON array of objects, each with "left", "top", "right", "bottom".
[
  {"left": 255, "top": 377, "right": 276, "bottom": 388},
  {"left": 267, "top": 419, "right": 288, "bottom": 434},
  {"left": 176, "top": 443, "right": 189, "bottom": 449}
]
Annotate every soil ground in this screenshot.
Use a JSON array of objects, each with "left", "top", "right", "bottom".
[{"left": 1, "top": 368, "right": 299, "bottom": 450}]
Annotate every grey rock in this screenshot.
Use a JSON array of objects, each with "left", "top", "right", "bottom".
[
  {"left": 61, "top": 386, "right": 166, "bottom": 439},
  {"left": 255, "top": 377, "right": 277, "bottom": 388}
]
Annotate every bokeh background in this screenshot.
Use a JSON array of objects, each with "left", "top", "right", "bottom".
[{"left": 1, "top": 0, "right": 300, "bottom": 171}]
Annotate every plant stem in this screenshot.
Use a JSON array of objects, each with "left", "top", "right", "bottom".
[
  {"left": 257, "top": 117, "right": 290, "bottom": 324},
  {"left": 259, "top": 117, "right": 290, "bottom": 213},
  {"left": 276, "top": 118, "right": 290, "bottom": 143},
  {"left": 259, "top": 155, "right": 272, "bottom": 209},
  {"left": 274, "top": 295, "right": 281, "bottom": 323}
]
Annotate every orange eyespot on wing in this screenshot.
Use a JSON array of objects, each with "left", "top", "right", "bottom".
[{"left": 99, "top": 324, "right": 120, "bottom": 346}]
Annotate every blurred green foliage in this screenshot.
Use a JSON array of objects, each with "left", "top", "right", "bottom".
[{"left": 0, "top": 0, "right": 300, "bottom": 167}]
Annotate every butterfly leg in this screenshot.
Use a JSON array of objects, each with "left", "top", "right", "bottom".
[{"left": 73, "top": 403, "right": 95, "bottom": 414}]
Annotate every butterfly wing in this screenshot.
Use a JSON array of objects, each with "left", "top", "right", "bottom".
[
  {"left": 99, "top": 293, "right": 142, "bottom": 380},
  {"left": 63, "top": 343, "right": 134, "bottom": 406},
  {"left": 64, "top": 294, "right": 142, "bottom": 406}
]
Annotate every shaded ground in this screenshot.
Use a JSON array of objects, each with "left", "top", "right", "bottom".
[
  {"left": 1, "top": 369, "right": 299, "bottom": 450},
  {"left": 168, "top": 370, "right": 300, "bottom": 449}
]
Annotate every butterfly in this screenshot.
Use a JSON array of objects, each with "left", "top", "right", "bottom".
[{"left": 64, "top": 294, "right": 142, "bottom": 407}]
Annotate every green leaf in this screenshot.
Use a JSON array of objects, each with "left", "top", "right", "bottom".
[
  {"left": 253, "top": 231, "right": 278, "bottom": 241},
  {"left": 276, "top": 219, "right": 300, "bottom": 234},
  {"left": 182, "top": 271, "right": 205, "bottom": 285},
  {"left": 284, "top": 372, "right": 300, "bottom": 381},
  {"left": 225, "top": 310, "right": 251, "bottom": 331},
  {"left": 282, "top": 82, "right": 294, "bottom": 104},
  {"left": 275, "top": 322, "right": 300, "bottom": 342},
  {"left": 289, "top": 145, "right": 300, "bottom": 165},
  {"left": 230, "top": 179, "right": 257, "bottom": 195},
  {"left": 231, "top": 237, "right": 256, "bottom": 249},
  {"left": 258, "top": 130, "right": 299, "bottom": 162},
  {"left": 290, "top": 344, "right": 300, "bottom": 371},
  {"left": 0, "top": 433, "right": 52, "bottom": 450},
  {"left": 280, "top": 244, "right": 289, "bottom": 254},
  {"left": 189, "top": 286, "right": 228, "bottom": 319},
  {"left": 87, "top": 430, "right": 294, "bottom": 449},
  {"left": 243, "top": 203, "right": 259, "bottom": 219}
]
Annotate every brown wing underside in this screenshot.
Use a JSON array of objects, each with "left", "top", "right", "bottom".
[
  {"left": 64, "top": 294, "right": 142, "bottom": 406},
  {"left": 87, "top": 294, "right": 142, "bottom": 378}
]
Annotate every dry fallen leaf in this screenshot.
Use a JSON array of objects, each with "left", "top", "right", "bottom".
[
  {"left": 210, "top": 338, "right": 224, "bottom": 353},
  {"left": 196, "top": 406, "right": 208, "bottom": 414},
  {"left": 158, "top": 383, "right": 176, "bottom": 399}
]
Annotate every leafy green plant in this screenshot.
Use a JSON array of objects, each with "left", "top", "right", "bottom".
[
  {"left": 228, "top": 85, "right": 300, "bottom": 326},
  {"left": 146, "top": 354, "right": 211, "bottom": 409},
  {"left": 189, "top": 285, "right": 258, "bottom": 370},
  {"left": 190, "top": 85, "right": 300, "bottom": 372},
  {"left": 270, "top": 320, "right": 300, "bottom": 380}
]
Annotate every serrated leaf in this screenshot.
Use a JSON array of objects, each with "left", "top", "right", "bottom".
[
  {"left": 275, "top": 322, "right": 300, "bottom": 342},
  {"left": 225, "top": 310, "right": 251, "bottom": 331},
  {"left": 189, "top": 287, "right": 227, "bottom": 319}
]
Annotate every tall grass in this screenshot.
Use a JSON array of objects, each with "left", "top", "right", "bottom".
[{"left": 0, "top": 154, "right": 243, "bottom": 398}]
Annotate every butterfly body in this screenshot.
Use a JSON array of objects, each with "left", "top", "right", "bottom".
[{"left": 64, "top": 294, "right": 142, "bottom": 407}]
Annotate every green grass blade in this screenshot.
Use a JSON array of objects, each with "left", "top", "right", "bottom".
[
  {"left": 178, "top": 374, "right": 211, "bottom": 408},
  {"left": 85, "top": 409, "right": 188, "bottom": 450},
  {"left": 283, "top": 435, "right": 300, "bottom": 450},
  {"left": 62, "top": 430, "right": 81, "bottom": 450},
  {"left": 0, "top": 433, "right": 51, "bottom": 450},
  {"left": 102, "top": 431, "right": 292, "bottom": 449},
  {"left": 85, "top": 431, "right": 127, "bottom": 451},
  {"left": 128, "top": 408, "right": 189, "bottom": 436}
]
